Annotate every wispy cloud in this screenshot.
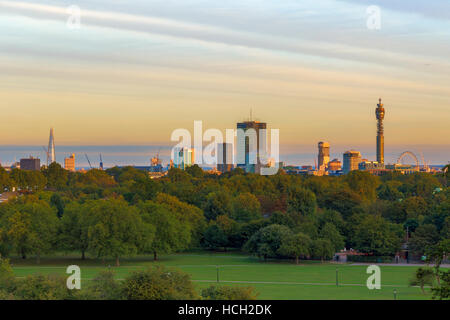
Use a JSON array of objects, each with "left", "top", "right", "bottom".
[{"left": 0, "top": 0, "right": 449, "bottom": 162}]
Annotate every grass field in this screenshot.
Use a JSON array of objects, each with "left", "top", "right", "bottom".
[{"left": 9, "top": 252, "right": 441, "bottom": 300}]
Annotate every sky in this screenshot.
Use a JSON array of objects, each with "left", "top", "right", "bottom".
[{"left": 0, "top": 0, "right": 449, "bottom": 165}]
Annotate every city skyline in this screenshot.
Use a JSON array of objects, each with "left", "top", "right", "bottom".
[{"left": 0, "top": 0, "right": 449, "bottom": 164}]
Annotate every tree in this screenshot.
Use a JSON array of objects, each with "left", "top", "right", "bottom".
[
  {"left": 0, "top": 258, "right": 15, "bottom": 293},
  {"left": 14, "top": 274, "right": 74, "bottom": 300},
  {"left": 122, "top": 266, "right": 198, "bottom": 300},
  {"left": 317, "top": 209, "right": 345, "bottom": 233},
  {"left": 409, "top": 224, "right": 440, "bottom": 256},
  {"left": 85, "top": 270, "right": 123, "bottom": 300},
  {"left": 201, "top": 285, "right": 258, "bottom": 300},
  {"left": 87, "top": 199, "right": 150, "bottom": 266},
  {"left": 287, "top": 186, "right": 317, "bottom": 216},
  {"left": 185, "top": 164, "right": 204, "bottom": 178},
  {"left": 426, "top": 239, "right": 450, "bottom": 284},
  {"left": 432, "top": 270, "right": 450, "bottom": 300},
  {"left": 319, "top": 223, "right": 345, "bottom": 252},
  {"left": 344, "top": 170, "right": 380, "bottom": 202},
  {"left": 139, "top": 201, "right": 190, "bottom": 261},
  {"left": 410, "top": 268, "right": 434, "bottom": 294},
  {"left": 377, "top": 180, "right": 403, "bottom": 201},
  {"left": 203, "top": 191, "right": 232, "bottom": 220},
  {"left": 215, "top": 215, "right": 241, "bottom": 248},
  {"left": 155, "top": 193, "right": 206, "bottom": 246},
  {"left": 9, "top": 169, "right": 46, "bottom": 192},
  {"left": 244, "top": 224, "right": 292, "bottom": 260},
  {"left": 201, "top": 224, "right": 228, "bottom": 250},
  {"left": 352, "top": 215, "right": 402, "bottom": 256},
  {"left": 78, "top": 169, "right": 117, "bottom": 188},
  {"left": 322, "top": 188, "right": 362, "bottom": 219},
  {"left": 0, "top": 167, "right": 12, "bottom": 191},
  {"left": 231, "top": 192, "right": 261, "bottom": 222},
  {"left": 43, "top": 162, "right": 68, "bottom": 190},
  {"left": 269, "top": 211, "right": 294, "bottom": 228},
  {"left": 4, "top": 201, "right": 59, "bottom": 262},
  {"left": 59, "top": 201, "right": 93, "bottom": 260},
  {"left": 311, "top": 239, "right": 334, "bottom": 262},
  {"left": 278, "top": 232, "right": 311, "bottom": 264},
  {"left": 50, "top": 193, "right": 65, "bottom": 218},
  {"left": 124, "top": 176, "right": 160, "bottom": 203}
]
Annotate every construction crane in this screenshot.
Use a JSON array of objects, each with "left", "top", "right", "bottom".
[
  {"left": 419, "top": 151, "right": 429, "bottom": 172},
  {"left": 99, "top": 154, "right": 104, "bottom": 170},
  {"left": 42, "top": 146, "right": 50, "bottom": 166},
  {"left": 85, "top": 153, "right": 92, "bottom": 169}
]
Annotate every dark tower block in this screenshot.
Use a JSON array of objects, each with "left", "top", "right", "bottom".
[{"left": 375, "top": 98, "right": 385, "bottom": 164}]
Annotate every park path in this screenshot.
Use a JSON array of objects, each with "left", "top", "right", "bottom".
[{"left": 349, "top": 263, "right": 450, "bottom": 268}]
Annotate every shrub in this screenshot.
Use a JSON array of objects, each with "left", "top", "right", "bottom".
[
  {"left": 201, "top": 285, "right": 258, "bottom": 300},
  {"left": 122, "top": 266, "right": 198, "bottom": 300}
]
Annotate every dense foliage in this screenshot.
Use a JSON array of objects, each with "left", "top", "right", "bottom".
[{"left": 0, "top": 164, "right": 448, "bottom": 265}]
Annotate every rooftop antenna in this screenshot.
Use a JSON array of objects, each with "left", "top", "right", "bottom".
[{"left": 250, "top": 108, "right": 253, "bottom": 121}]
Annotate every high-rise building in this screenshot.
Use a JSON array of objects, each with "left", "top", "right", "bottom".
[
  {"left": 64, "top": 154, "right": 76, "bottom": 172},
  {"left": 20, "top": 157, "right": 40, "bottom": 171},
  {"left": 328, "top": 158, "right": 342, "bottom": 171},
  {"left": 343, "top": 150, "right": 362, "bottom": 173},
  {"left": 217, "top": 143, "right": 234, "bottom": 173},
  {"left": 47, "top": 128, "right": 56, "bottom": 165},
  {"left": 375, "top": 98, "right": 385, "bottom": 164},
  {"left": 318, "top": 141, "right": 330, "bottom": 169},
  {"left": 236, "top": 120, "right": 267, "bottom": 174},
  {"left": 173, "top": 147, "right": 194, "bottom": 170}
]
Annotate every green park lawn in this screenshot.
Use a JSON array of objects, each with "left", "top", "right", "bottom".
[{"left": 8, "top": 252, "right": 440, "bottom": 300}]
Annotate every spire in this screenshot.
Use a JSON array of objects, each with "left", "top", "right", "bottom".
[
  {"left": 378, "top": 98, "right": 383, "bottom": 107},
  {"left": 48, "top": 128, "right": 55, "bottom": 164}
]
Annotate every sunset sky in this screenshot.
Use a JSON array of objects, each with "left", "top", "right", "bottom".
[{"left": 0, "top": 0, "right": 449, "bottom": 164}]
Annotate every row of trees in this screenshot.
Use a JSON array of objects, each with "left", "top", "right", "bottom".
[
  {"left": 1, "top": 163, "right": 449, "bottom": 264},
  {"left": 0, "top": 194, "right": 205, "bottom": 266}
]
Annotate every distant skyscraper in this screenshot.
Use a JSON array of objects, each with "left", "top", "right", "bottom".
[
  {"left": 343, "top": 150, "right": 362, "bottom": 173},
  {"left": 48, "top": 128, "right": 56, "bottom": 165},
  {"left": 20, "top": 157, "right": 40, "bottom": 171},
  {"left": 217, "top": 143, "right": 234, "bottom": 173},
  {"left": 375, "top": 98, "right": 385, "bottom": 164},
  {"left": 236, "top": 120, "right": 267, "bottom": 174},
  {"left": 173, "top": 147, "right": 194, "bottom": 170},
  {"left": 318, "top": 141, "right": 330, "bottom": 169},
  {"left": 64, "top": 154, "right": 76, "bottom": 172}
]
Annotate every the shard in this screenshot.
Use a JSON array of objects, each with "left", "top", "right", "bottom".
[{"left": 48, "top": 127, "right": 56, "bottom": 165}]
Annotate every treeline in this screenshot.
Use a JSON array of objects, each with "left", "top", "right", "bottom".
[
  {"left": 0, "top": 259, "right": 257, "bottom": 300},
  {"left": 0, "top": 163, "right": 449, "bottom": 265}
]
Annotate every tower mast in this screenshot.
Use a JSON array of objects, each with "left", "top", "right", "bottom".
[{"left": 375, "top": 98, "right": 385, "bottom": 164}]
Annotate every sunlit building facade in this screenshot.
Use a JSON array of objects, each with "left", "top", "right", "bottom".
[
  {"left": 343, "top": 150, "right": 362, "bottom": 174},
  {"left": 64, "top": 154, "right": 76, "bottom": 172}
]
